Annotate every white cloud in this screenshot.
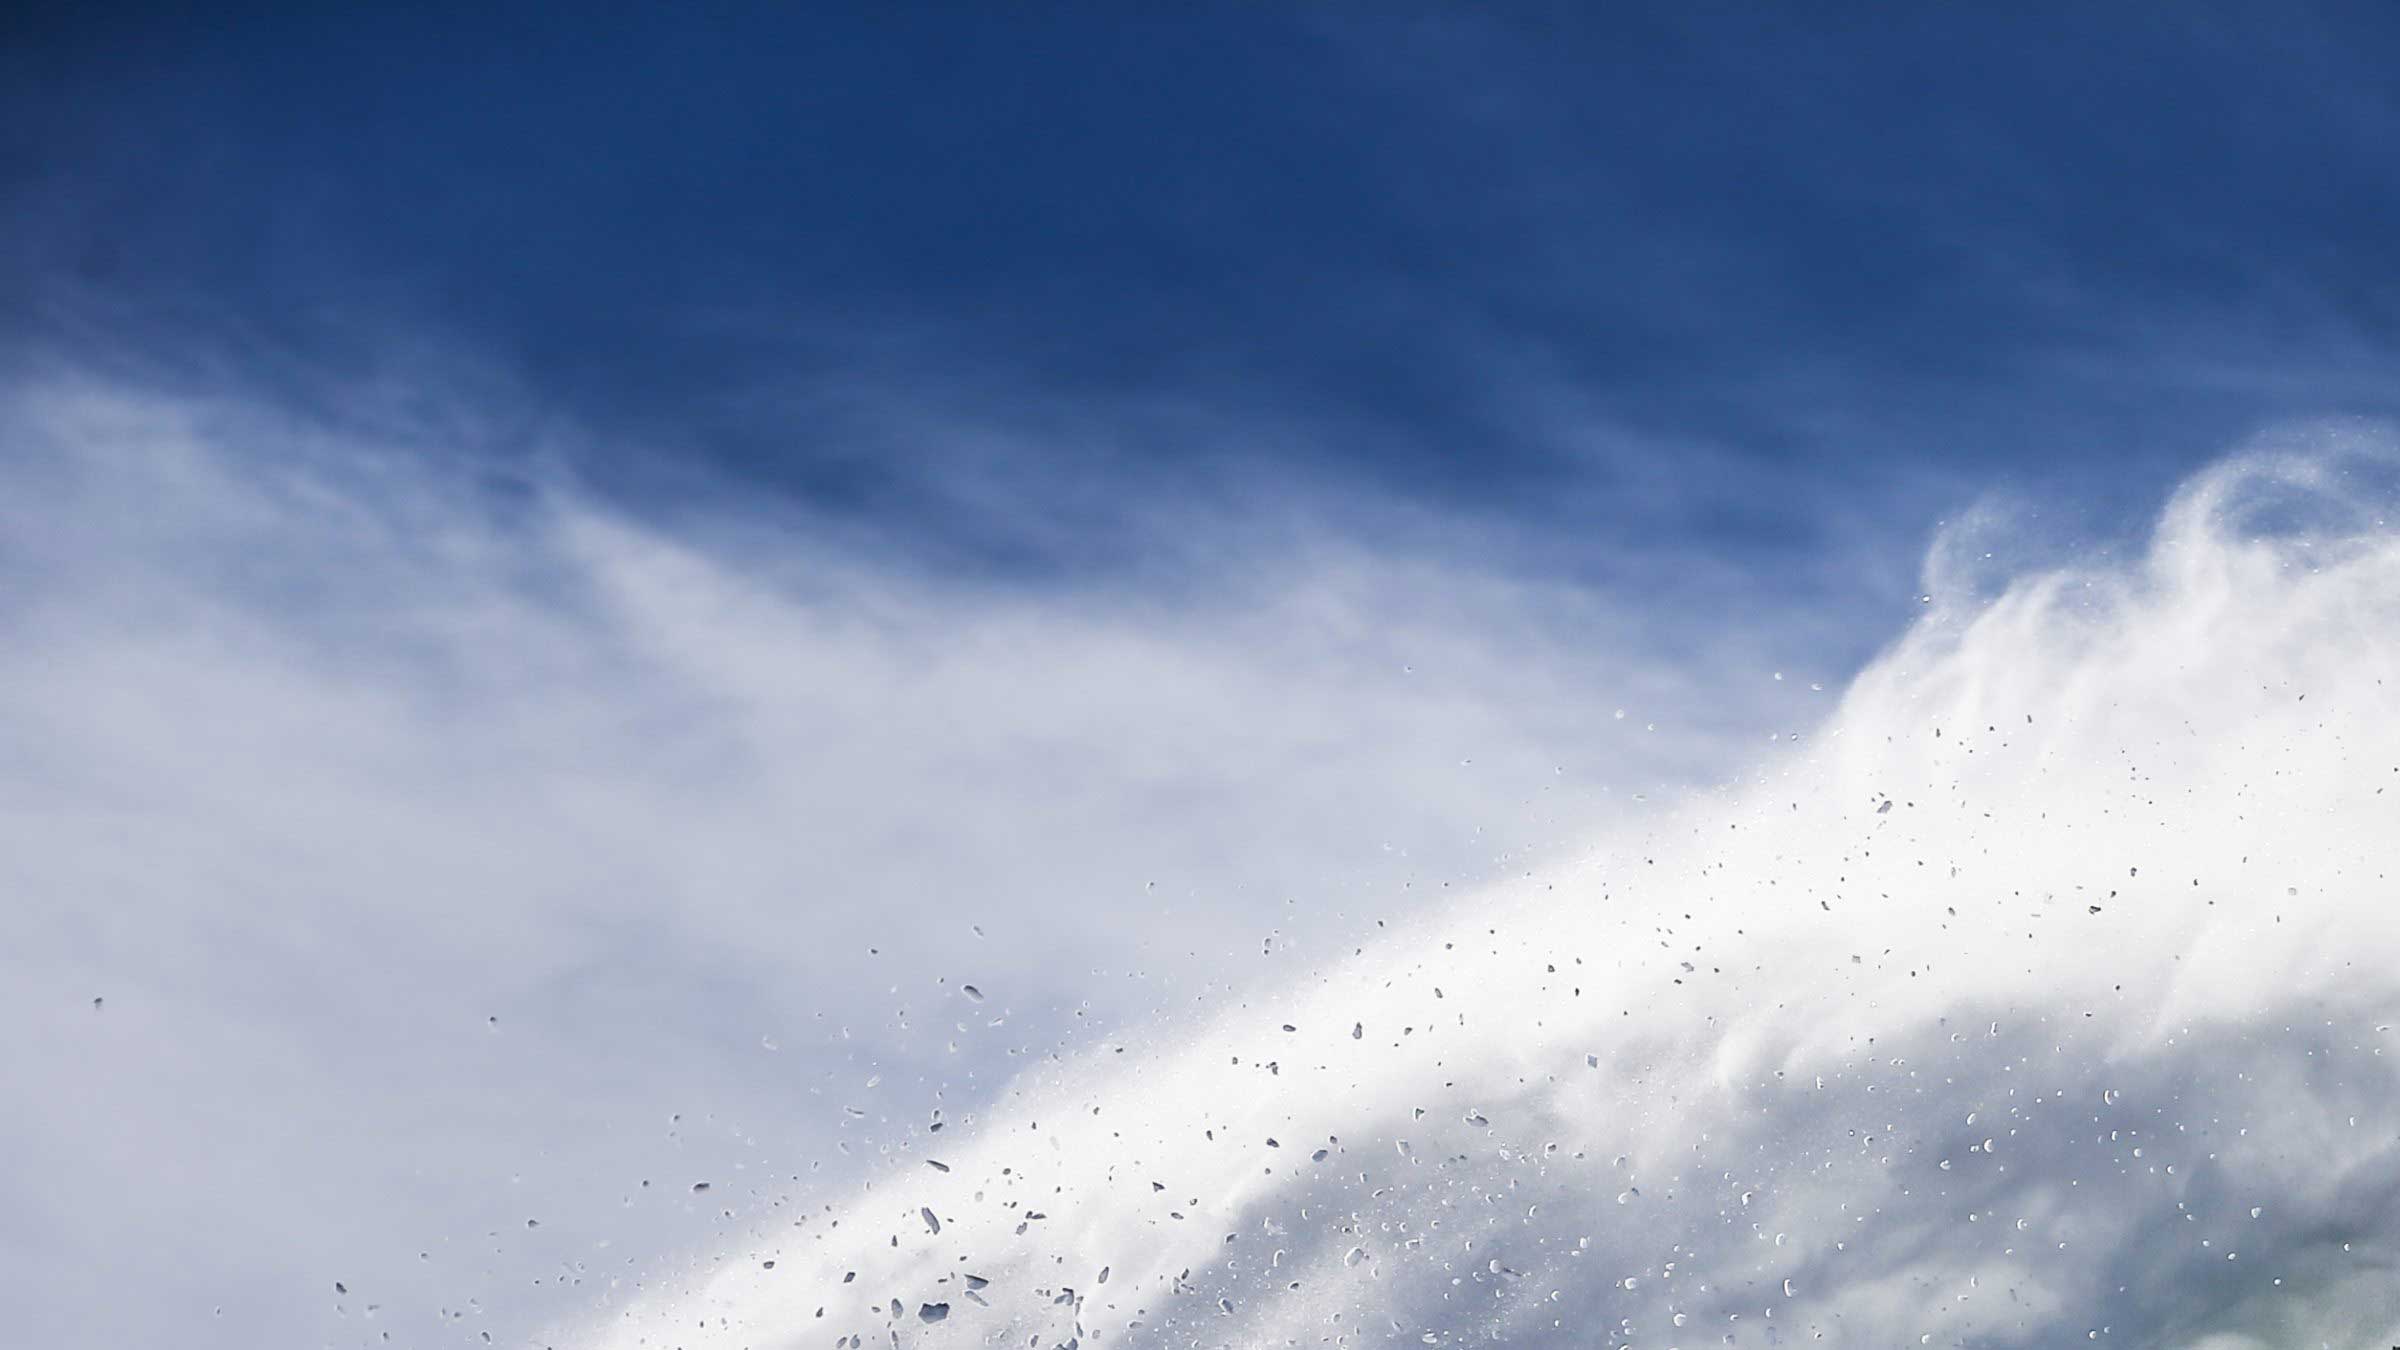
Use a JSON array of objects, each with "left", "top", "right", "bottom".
[
  {"left": 0, "top": 367, "right": 1830, "bottom": 1348},
  {"left": 580, "top": 425, "right": 2400, "bottom": 1349}
]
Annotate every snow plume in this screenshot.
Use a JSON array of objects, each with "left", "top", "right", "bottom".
[
  {"left": 589, "top": 431, "right": 2400, "bottom": 1350},
  {"left": 0, "top": 366, "right": 1801, "bottom": 1349}
]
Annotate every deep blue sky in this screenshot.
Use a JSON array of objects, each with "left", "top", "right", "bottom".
[{"left": 7, "top": 4, "right": 2399, "bottom": 599}]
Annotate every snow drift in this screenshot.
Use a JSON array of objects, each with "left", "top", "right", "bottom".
[{"left": 587, "top": 433, "right": 2400, "bottom": 1349}]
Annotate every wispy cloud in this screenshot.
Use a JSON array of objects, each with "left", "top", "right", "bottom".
[{"left": 0, "top": 362, "right": 1836, "bottom": 1347}]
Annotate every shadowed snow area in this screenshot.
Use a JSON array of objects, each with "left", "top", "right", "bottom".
[{"left": 586, "top": 434, "right": 2400, "bottom": 1349}]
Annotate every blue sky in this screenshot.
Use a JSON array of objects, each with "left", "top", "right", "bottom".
[
  {"left": 12, "top": 5, "right": 2398, "bottom": 587},
  {"left": 9, "top": 8, "right": 2400, "bottom": 1349}
]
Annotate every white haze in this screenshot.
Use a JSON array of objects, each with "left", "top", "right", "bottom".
[
  {"left": 0, "top": 366, "right": 1843, "bottom": 1350},
  {"left": 586, "top": 429, "right": 2400, "bottom": 1350}
]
